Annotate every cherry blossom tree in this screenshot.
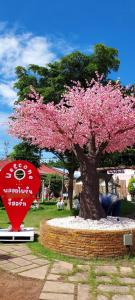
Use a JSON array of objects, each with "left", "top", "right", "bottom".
[{"left": 9, "top": 78, "right": 135, "bottom": 220}]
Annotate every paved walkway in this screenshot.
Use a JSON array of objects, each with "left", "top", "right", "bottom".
[{"left": 0, "top": 244, "right": 135, "bottom": 299}]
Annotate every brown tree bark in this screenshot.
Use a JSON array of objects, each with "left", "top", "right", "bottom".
[
  {"left": 74, "top": 144, "right": 106, "bottom": 220},
  {"left": 67, "top": 170, "right": 74, "bottom": 210}
]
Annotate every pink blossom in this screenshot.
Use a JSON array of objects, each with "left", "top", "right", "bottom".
[{"left": 9, "top": 79, "right": 135, "bottom": 156}]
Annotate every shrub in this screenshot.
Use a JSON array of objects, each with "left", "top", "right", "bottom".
[{"left": 128, "top": 177, "right": 135, "bottom": 195}]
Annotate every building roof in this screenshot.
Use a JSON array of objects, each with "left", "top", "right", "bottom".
[
  {"left": 0, "top": 159, "right": 64, "bottom": 177},
  {"left": 38, "top": 164, "right": 64, "bottom": 176}
]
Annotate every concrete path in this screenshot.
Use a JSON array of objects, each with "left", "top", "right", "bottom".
[{"left": 0, "top": 243, "right": 135, "bottom": 299}]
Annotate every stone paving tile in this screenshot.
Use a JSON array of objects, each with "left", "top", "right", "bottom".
[
  {"left": 19, "top": 265, "right": 49, "bottom": 280},
  {"left": 119, "top": 277, "right": 135, "bottom": 284},
  {"left": 0, "top": 259, "right": 9, "bottom": 265},
  {"left": 0, "top": 249, "right": 7, "bottom": 254},
  {"left": 9, "top": 257, "right": 32, "bottom": 266},
  {"left": 97, "top": 284, "right": 129, "bottom": 293},
  {"left": 10, "top": 250, "right": 30, "bottom": 256},
  {"left": 96, "top": 276, "right": 111, "bottom": 283},
  {"left": 32, "top": 258, "right": 49, "bottom": 266},
  {"left": 39, "top": 293, "right": 74, "bottom": 300},
  {"left": 51, "top": 261, "right": 73, "bottom": 274},
  {"left": 97, "top": 296, "right": 109, "bottom": 300},
  {"left": 21, "top": 254, "right": 39, "bottom": 260},
  {"left": 0, "top": 261, "right": 20, "bottom": 270},
  {"left": 95, "top": 265, "right": 118, "bottom": 274},
  {"left": 78, "top": 283, "right": 91, "bottom": 300},
  {"left": 0, "top": 246, "right": 15, "bottom": 252},
  {"left": 42, "top": 281, "right": 74, "bottom": 294},
  {"left": 47, "top": 274, "right": 62, "bottom": 281},
  {"left": 68, "top": 272, "right": 88, "bottom": 282},
  {"left": 11, "top": 263, "right": 39, "bottom": 273},
  {"left": 12, "top": 248, "right": 31, "bottom": 255},
  {"left": 77, "top": 264, "right": 90, "bottom": 271},
  {"left": 120, "top": 266, "right": 133, "bottom": 275},
  {"left": 112, "top": 295, "right": 134, "bottom": 300}
]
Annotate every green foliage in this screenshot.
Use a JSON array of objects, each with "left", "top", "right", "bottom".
[
  {"left": 100, "top": 148, "right": 135, "bottom": 168},
  {"left": 128, "top": 178, "right": 135, "bottom": 195},
  {"left": 44, "top": 174, "right": 62, "bottom": 197},
  {"left": 13, "top": 43, "right": 120, "bottom": 179},
  {"left": 14, "top": 44, "right": 120, "bottom": 104},
  {"left": 9, "top": 141, "right": 41, "bottom": 167}
]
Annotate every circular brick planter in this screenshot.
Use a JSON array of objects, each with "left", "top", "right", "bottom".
[{"left": 40, "top": 220, "right": 135, "bottom": 258}]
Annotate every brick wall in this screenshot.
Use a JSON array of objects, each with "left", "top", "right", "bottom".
[{"left": 40, "top": 220, "right": 135, "bottom": 258}]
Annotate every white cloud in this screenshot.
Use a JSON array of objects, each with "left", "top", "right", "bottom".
[
  {"left": 0, "top": 29, "right": 58, "bottom": 107},
  {"left": 0, "top": 33, "right": 56, "bottom": 79},
  {"left": 0, "top": 27, "right": 77, "bottom": 109},
  {"left": 0, "top": 81, "right": 16, "bottom": 106},
  {"left": 0, "top": 25, "right": 76, "bottom": 156}
]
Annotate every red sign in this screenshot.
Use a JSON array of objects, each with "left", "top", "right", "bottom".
[{"left": 0, "top": 160, "right": 41, "bottom": 231}]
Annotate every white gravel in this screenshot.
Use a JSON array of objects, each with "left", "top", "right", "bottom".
[{"left": 47, "top": 216, "right": 135, "bottom": 231}]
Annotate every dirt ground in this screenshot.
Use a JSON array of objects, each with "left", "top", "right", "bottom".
[{"left": 0, "top": 269, "right": 43, "bottom": 300}]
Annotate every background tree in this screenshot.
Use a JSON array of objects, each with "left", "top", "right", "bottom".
[
  {"left": 128, "top": 177, "right": 135, "bottom": 201},
  {"left": 13, "top": 44, "right": 120, "bottom": 207},
  {"left": 10, "top": 78, "right": 135, "bottom": 220},
  {"left": 44, "top": 174, "right": 62, "bottom": 198},
  {"left": 9, "top": 141, "right": 41, "bottom": 167},
  {"left": 100, "top": 148, "right": 135, "bottom": 167}
]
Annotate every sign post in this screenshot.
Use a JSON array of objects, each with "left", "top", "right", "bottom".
[{"left": 0, "top": 160, "right": 41, "bottom": 241}]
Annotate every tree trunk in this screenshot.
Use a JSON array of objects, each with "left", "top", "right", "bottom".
[
  {"left": 67, "top": 170, "right": 74, "bottom": 210},
  {"left": 79, "top": 157, "right": 106, "bottom": 220}
]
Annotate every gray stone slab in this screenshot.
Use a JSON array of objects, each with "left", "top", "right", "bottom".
[
  {"left": 68, "top": 272, "right": 88, "bottom": 282},
  {"left": 95, "top": 265, "right": 118, "bottom": 274},
  {"left": 78, "top": 283, "right": 90, "bottom": 300},
  {"left": 96, "top": 276, "right": 111, "bottom": 283},
  {"left": 77, "top": 264, "right": 89, "bottom": 271},
  {"left": 19, "top": 265, "right": 49, "bottom": 279},
  {"left": 97, "top": 284, "right": 129, "bottom": 293},
  {"left": 42, "top": 281, "right": 74, "bottom": 294},
  {"left": 51, "top": 261, "right": 73, "bottom": 274},
  {"left": 0, "top": 260, "right": 9, "bottom": 265},
  {"left": 120, "top": 267, "right": 133, "bottom": 275},
  {"left": 39, "top": 293, "right": 74, "bottom": 300},
  {"left": 11, "top": 263, "right": 39, "bottom": 273},
  {"left": 0, "top": 262, "right": 19, "bottom": 270},
  {"left": 9, "top": 257, "right": 32, "bottom": 266},
  {"left": 21, "top": 254, "right": 38, "bottom": 260},
  {"left": 112, "top": 295, "right": 134, "bottom": 300},
  {"left": 97, "top": 296, "right": 109, "bottom": 300},
  {"left": 31, "top": 258, "right": 49, "bottom": 265},
  {"left": 47, "top": 274, "right": 62, "bottom": 281},
  {"left": 10, "top": 250, "right": 27, "bottom": 256},
  {"left": 119, "top": 277, "right": 135, "bottom": 284},
  {"left": 0, "top": 249, "right": 7, "bottom": 254},
  {"left": 0, "top": 246, "right": 15, "bottom": 252}
]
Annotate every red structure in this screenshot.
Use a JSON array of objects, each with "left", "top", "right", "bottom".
[
  {"left": 0, "top": 160, "right": 41, "bottom": 231},
  {"left": 0, "top": 159, "right": 64, "bottom": 177}
]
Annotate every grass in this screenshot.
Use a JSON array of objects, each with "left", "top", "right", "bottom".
[
  {"left": 0, "top": 199, "right": 135, "bottom": 264},
  {"left": 0, "top": 202, "right": 72, "bottom": 230},
  {"left": 28, "top": 241, "right": 84, "bottom": 264},
  {"left": 1, "top": 200, "right": 135, "bottom": 299}
]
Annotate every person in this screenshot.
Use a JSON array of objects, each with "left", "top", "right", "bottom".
[
  {"left": 56, "top": 197, "right": 64, "bottom": 210},
  {"left": 73, "top": 197, "right": 80, "bottom": 210},
  {"left": 110, "top": 192, "right": 121, "bottom": 217},
  {"left": 100, "top": 192, "right": 121, "bottom": 217},
  {"left": 100, "top": 193, "right": 112, "bottom": 215}
]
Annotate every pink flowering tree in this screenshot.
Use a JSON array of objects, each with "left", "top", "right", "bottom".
[{"left": 9, "top": 79, "right": 135, "bottom": 220}]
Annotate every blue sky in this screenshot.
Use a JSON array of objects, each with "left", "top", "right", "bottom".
[{"left": 0, "top": 0, "right": 135, "bottom": 159}]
